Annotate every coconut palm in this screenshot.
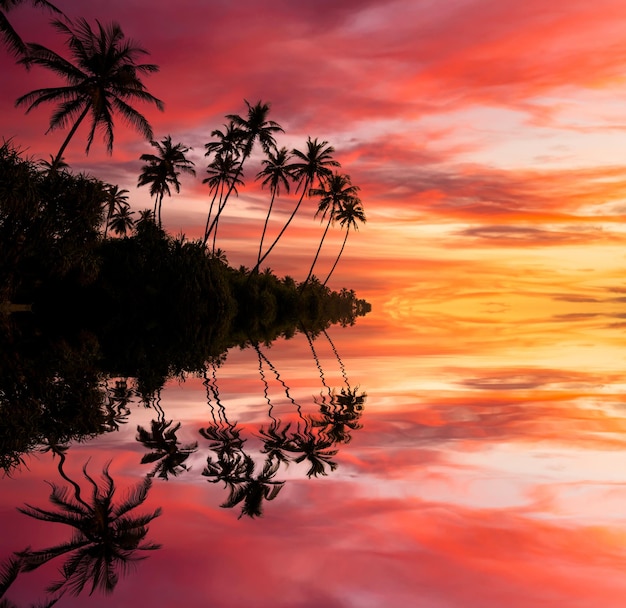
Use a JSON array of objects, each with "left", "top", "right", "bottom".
[
  {"left": 255, "top": 146, "right": 293, "bottom": 268},
  {"left": 287, "top": 426, "right": 338, "bottom": 478},
  {"left": 204, "top": 100, "right": 283, "bottom": 245},
  {"left": 16, "top": 462, "right": 161, "bottom": 597},
  {"left": 137, "top": 135, "right": 195, "bottom": 227},
  {"left": 202, "top": 153, "right": 243, "bottom": 250},
  {"left": 103, "top": 185, "right": 129, "bottom": 237},
  {"left": 108, "top": 204, "right": 135, "bottom": 236},
  {"left": 252, "top": 137, "right": 339, "bottom": 274},
  {"left": 304, "top": 172, "right": 360, "bottom": 285},
  {"left": 322, "top": 196, "right": 366, "bottom": 286},
  {"left": 0, "top": 0, "right": 61, "bottom": 58},
  {"left": 16, "top": 17, "right": 164, "bottom": 170},
  {"left": 137, "top": 420, "right": 198, "bottom": 480},
  {"left": 217, "top": 453, "right": 285, "bottom": 519}
]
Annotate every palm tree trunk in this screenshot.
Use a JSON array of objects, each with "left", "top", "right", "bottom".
[
  {"left": 157, "top": 192, "right": 164, "bottom": 228},
  {"left": 322, "top": 227, "right": 350, "bottom": 286},
  {"left": 52, "top": 104, "right": 90, "bottom": 170},
  {"left": 205, "top": 148, "right": 250, "bottom": 244},
  {"left": 202, "top": 189, "right": 220, "bottom": 246},
  {"left": 251, "top": 179, "right": 309, "bottom": 274},
  {"left": 303, "top": 215, "right": 332, "bottom": 286},
  {"left": 257, "top": 191, "right": 277, "bottom": 267}
]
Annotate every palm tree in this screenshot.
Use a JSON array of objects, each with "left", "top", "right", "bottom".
[
  {"left": 252, "top": 137, "right": 339, "bottom": 274},
  {"left": 255, "top": 146, "right": 293, "bottom": 268},
  {"left": 322, "top": 196, "right": 366, "bottom": 286},
  {"left": 0, "top": 0, "right": 61, "bottom": 58},
  {"left": 137, "top": 420, "right": 198, "bottom": 480},
  {"left": 108, "top": 204, "right": 135, "bottom": 236},
  {"left": 16, "top": 17, "right": 164, "bottom": 170},
  {"left": 203, "top": 100, "right": 283, "bottom": 245},
  {"left": 103, "top": 185, "right": 129, "bottom": 237},
  {"left": 303, "top": 172, "right": 360, "bottom": 285},
  {"left": 216, "top": 454, "right": 285, "bottom": 519},
  {"left": 137, "top": 135, "right": 195, "bottom": 227},
  {"left": 16, "top": 462, "right": 161, "bottom": 597},
  {"left": 202, "top": 153, "right": 243, "bottom": 250}
]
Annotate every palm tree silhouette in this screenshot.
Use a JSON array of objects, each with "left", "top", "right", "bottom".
[
  {"left": 202, "top": 153, "right": 244, "bottom": 251},
  {"left": 255, "top": 146, "right": 293, "bottom": 269},
  {"left": 16, "top": 462, "right": 162, "bottom": 597},
  {"left": 287, "top": 424, "right": 338, "bottom": 478},
  {"left": 323, "top": 197, "right": 366, "bottom": 286},
  {"left": 137, "top": 135, "right": 195, "bottom": 227},
  {"left": 137, "top": 419, "right": 198, "bottom": 480},
  {"left": 103, "top": 185, "right": 129, "bottom": 237},
  {"left": 314, "top": 387, "right": 366, "bottom": 445},
  {"left": 304, "top": 172, "right": 360, "bottom": 286},
  {"left": 16, "top": 17, "right": 164, "bottom": 170},
  {"left": 252, "top": 137, "right": 339, "bottom": 274},
  {"left": 108, "top": 204, "right": 135, "bottom": 237},
  {"left": 203, "top": 100, "right": 283, "bottom": 245},
  {"left": 222, "top": 455, "right": 285, "bottom": 519},
  {"left": 0, "top": 0, "right": 61, "bottom": 58}
]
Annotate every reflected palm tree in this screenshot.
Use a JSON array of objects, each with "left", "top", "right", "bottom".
[
  {"left": 314, "top": 386, "right": 366, "bottom": 445},
  {"left": 103, "top": 379, "right": 133, "bottom": 433},
  {"left": 220, "top": 455, "right": 284, "bottom": 519},
  {"left": 287, "top": 423, "right": 338, "bottom": 478},
  {"left": 137, "top": 419, "right": 198, "bottom": 480},
  {"left": 16, "top": 461, "right": 161, "bottom": 597}
]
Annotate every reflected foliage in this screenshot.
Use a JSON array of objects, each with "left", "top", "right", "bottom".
[{"left": 1, "top": 461, "right": 161, "bottom": 605}]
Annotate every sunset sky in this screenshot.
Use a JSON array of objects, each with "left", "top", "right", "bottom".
[
  {"left": 3, "top": 0, "right": 626, "bottom": 305},
  {"left": 6, "top": 3, "right": 626, "bottom": 607}
]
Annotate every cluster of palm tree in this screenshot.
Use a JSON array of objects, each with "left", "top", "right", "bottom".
[
  {"left": 201, "top": 102, "right": 367, "bottom": 284},
  {"left": 3, "top": 3, "right": 366, "bottom": 283}
]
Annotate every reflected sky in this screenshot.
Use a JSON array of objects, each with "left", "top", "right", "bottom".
[{"left": 3, "top": 276, "right": 626, "bottom": 607}]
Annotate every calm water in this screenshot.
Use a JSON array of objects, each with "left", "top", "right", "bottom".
[{"left": 3, "top": 273, "right": 626, "bottom": 608}]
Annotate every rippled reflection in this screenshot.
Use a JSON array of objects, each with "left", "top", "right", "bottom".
[{"left": 0, "top": 319, "right": 366, "bottom": 606}]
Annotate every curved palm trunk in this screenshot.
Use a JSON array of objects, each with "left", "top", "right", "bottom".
[
  {"left": 252, "top": 180, "right": 309, "bottom": 274},
  {"left": 205, "top": 149, "right": 250, "bottom": 245},
  {"left": 52, "top": 104, "right": 90, "bottom": 170},
  {"left": 257, "top": 191, "right": 277, "bottom": 267},
  {"left": 202, "top": 188, "right": 220, "bottom": 246},
  {"left": 303, "top": 215, "right": 332, "bottom": 286},
  {"left": 323, "top": 227, "right": 350, "bottom": 286}
]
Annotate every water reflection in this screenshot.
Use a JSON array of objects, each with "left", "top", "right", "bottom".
[
  {"left": 2, "top": 458, "right": 161, "bottom": 605},
  {"left": 0, "top": 321, "right": 365, "bottom": 606}
]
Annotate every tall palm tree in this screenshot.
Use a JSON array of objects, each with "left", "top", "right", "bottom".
[
  {"left": 303, "top": 172, "right": 359, "bottom": 285},
  {"left": 137, "top": 135, "right": 195, "bottom": 227},
  {"left": 252, "top": 137, "right": 339, "bottom": 274},
  {"left": 103, "top": 185, "right": 129, "bottom": 237},
  {"left": 203, "top": 100, "right": 283, "bottom": 245},
  {"left": 16, "top": 462, "right": 161, "bottom": 597},
  {"left": 255, "top": 146, "right": 293, "bottom": 268},
  {"left": 0, "top": 0, "right": 61, "bottom": 58},
  {"left": 16, "top": 17, "right": 164, "bottom": 170},
  {"left": 322, "top": 196, "right": 366, "bottom": 286}
]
